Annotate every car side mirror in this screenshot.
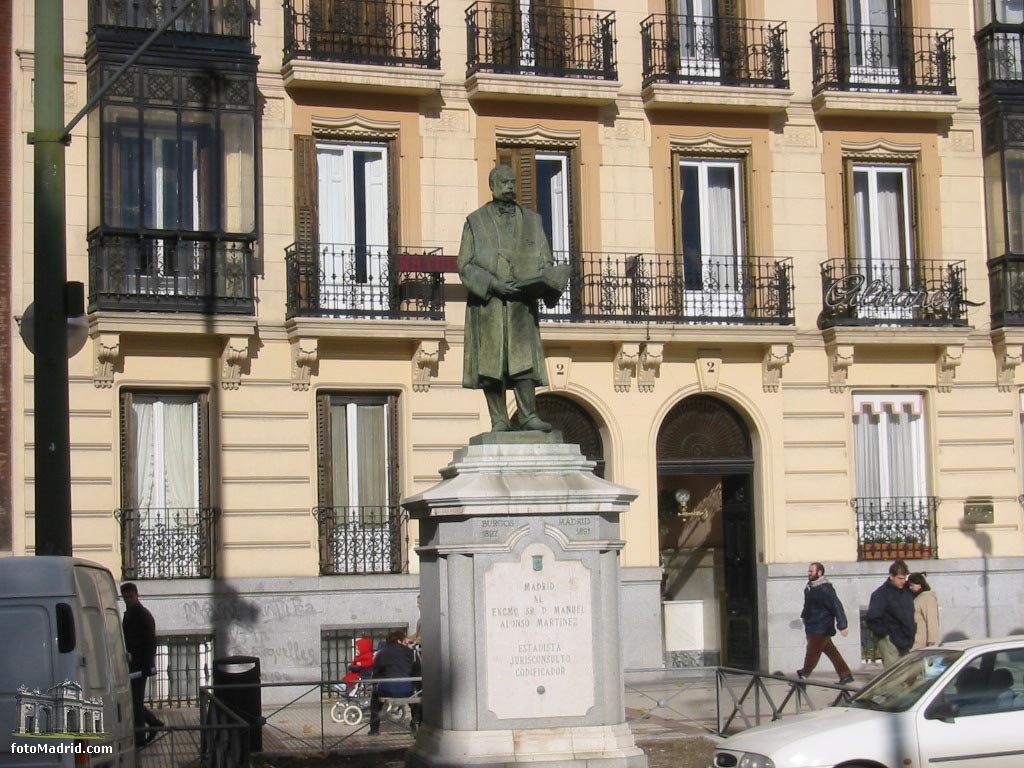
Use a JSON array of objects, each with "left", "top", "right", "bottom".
[{"left": 926, "top": 701, "right": 959, "bottom": 722}]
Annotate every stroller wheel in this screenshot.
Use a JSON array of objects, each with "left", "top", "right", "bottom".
[
  {"left": 386, "top": 704, "right": 406, "bottom": 723},
  {"left": 329, "top": 701, "right": 346, "bottom": 724},
  {"left": 343, "top": 704, "right": 364, "bottom": 726}
]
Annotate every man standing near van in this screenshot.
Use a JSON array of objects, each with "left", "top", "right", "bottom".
[
  {"left": 865, "top": 559, "right": 916, "bottom": 668},
  {"left": 121, "top": 583, "right": 162, "bottom": 745}
]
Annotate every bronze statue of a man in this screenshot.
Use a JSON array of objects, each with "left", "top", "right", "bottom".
[{"left": 458, "top": 165, "right": 567, "bottom": 433}]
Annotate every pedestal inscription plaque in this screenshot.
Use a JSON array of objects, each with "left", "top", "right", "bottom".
[{"left": 484, "top": 542, "right": 594, "bottom": 719}]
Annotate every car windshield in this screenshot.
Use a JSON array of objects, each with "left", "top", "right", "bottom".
[{"left": 847, "top": 649, "right": 963, "bottom": 712}]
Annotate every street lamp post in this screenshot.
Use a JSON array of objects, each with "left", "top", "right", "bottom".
[{"left": 32, "top": 0, "right": 71, "bottom": 555}]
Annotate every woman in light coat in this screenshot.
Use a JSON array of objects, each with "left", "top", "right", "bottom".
[{"left": 908, "top": 572, "right": 940, "bottom": 649}]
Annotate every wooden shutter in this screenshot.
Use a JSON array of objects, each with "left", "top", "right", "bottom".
[
  {"left": 119, "top": 391, "right": 137, "bottom": 579},
  {"left": 316, "top": 394, "right": 333, "bottom": 508},
  {"left": 294, "top": 135, "right": 319, "bottom": 309},
  {"left": 386, "top": 393, "right": 403, "bottom": 571},
  {"left": 670, "top": 151, "right": 684, "bottom": 262},
  {"left": 315, "top": 394, "right": 334, "bottom": 572},
  {"left": 197, "top": 391, "right": 214, "bottom": 577},
  {"left": 388, "top": 136, "right": 400, "bottom": 249},
  {"left": 197, "top": 391, "right": 211, "bottom": 510},
  {"left": 294, "top": 135, "right": 319, "bottom": 248},
  {"left": 495, "top": 146, "right": 537, "bottom": 212},
  {"left": 842, "top": 159, "right": 855, "bottom": 267}
]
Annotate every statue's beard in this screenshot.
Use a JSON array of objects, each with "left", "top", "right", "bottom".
[{"left": 495, "top": 191, "right": 516, "bottom": 203}]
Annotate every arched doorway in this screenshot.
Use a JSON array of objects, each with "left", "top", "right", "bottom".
[
  {"left": 657, "top": 395, "right": 758, "bottom": 668},
  {"left": 514, "top": 393, "right": 605, "bottom": 477}
]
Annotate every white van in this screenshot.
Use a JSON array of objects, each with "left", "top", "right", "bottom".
[{"left": 0, "top": 557, "right": 134, "bottom": 768}]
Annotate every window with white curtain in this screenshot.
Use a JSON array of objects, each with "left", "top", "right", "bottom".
[
  {"left": 677, "top": 157, "right": 744, "bottom": 316},
  {"left": 852, "top": 393, "right": 928, "bottom": 499},
  {"left": 849, "top": 163, "right": 915, "bottom": 320},
  {"left": 121, "top": 391, "right": 209, "bottom": 579},
  {"left": 130, "top": 394, "right": 200, "bottom": 512},
  {"left": 316, "top": 141, "right": 390, "bottom": 310},
  {"left": 317, "top": 394, "right": 401, "bottom": 574}
]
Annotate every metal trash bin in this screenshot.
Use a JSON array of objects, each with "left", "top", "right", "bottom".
[{"left": 212, "top": 655, "right": 262, "bottom": 752}]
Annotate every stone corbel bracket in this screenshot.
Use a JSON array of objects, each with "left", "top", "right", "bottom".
[
  {"left": 762, "top": 343, "right": 791, "bottom": 393},
  {"left": 93, "top": 333, "right": 121, "bottom": 389},
  {"left": 613, "top": 343, "right": 640, "bottom": 392},
  {"left": 221, "top": 336, "right": 251, "bottom": 391},
  {"left": 290, "top": 338, "right": 319, "bottom": 391},
  {"left": 413, "top": 340, "right": 441, "bottom": 392},
  {"left": 827, "top": 342, "right": 855, "bottom": 393},
  {"left": 697, "top": 348, "right": 722, "bottom": 392},
  {"left": 994, "top": 336, "right": 1024, "bottom": 392},
  {"left": 639, "top": 343, "right": 663, "bottom": 393},
  {"left": 936, "top": 344, "right": 964, "bottom": 393}
]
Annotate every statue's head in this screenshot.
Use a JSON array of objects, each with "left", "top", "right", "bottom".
[{"left": 488, "top": 165, "right": 517, "bottom": 204}]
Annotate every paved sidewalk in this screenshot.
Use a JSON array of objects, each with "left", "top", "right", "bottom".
[{"left": 138, "top": 669, "right": 869, "bottom": 765}]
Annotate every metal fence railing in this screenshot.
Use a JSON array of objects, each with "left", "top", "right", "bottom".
[
  {"left": 89, "top": 234, "right": 255, "bottom": 315},
  {"left": 854, "top": 495, "right": 938, "bottom": 561},
  {"left": 284, "top": 0, "right": 440, "bottom": 68},
  {"left": 285, "top": 244, "right": 451, "bottom": 320},
  {"left": 641, "top": 13, "right": 788, "bottom": 88},
  {"left": 89, "top": 0, "right": 251, "bottom": 37},
  {"left": 811, "top": 23, "right": 956, "bottom": 95},
  {"left": 116, "top": 507, "right": 218, "bottom": 580},
  {"left": 540, "top": 251, "right": 794, "bottom": 325},
  {"left": 466, "top": 1, "right": 617, "bottom": 80},
  {"left": 820, "top": 257, "right": 968, "bottom": 327},
  {"left": 314, "top": 505, "right": 409, "bottom": 575}
]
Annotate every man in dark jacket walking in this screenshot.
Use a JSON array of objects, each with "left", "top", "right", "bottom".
[
  {"left": 866, "top": 559, "right": 915, "bottom": 668},
  {"left": 798, "top": 562, "right": 854, "bottom": 684},
  {"left": 121, "top": 583, "right": 163, "bottom": 746}
]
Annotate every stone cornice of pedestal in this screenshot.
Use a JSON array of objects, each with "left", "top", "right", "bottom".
[{"left": 402, "top": 442, "right": 638, "bottom": 519}]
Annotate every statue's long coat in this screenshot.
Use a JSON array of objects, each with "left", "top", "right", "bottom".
[{"left": 458, "top": 201, "right": 553, "bottom": 389}]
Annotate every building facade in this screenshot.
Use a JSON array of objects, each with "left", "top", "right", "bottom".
[{"left": 6, "top": 0, "right": 1024, "bottom": 699}]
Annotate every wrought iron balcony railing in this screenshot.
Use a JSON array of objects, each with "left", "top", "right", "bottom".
[
  {"left": 854, "top": 496, "right": 938, "bottom": 561},
  {"left": 987, "top": 255, "right": 1024, "bottom": 328},
  {"left": 466, "top": 1, "right": 616, "bottom": 80},
  {"left": 285, "top": 243, "right": 451, "bottom": 320},
  {"left": 314, "top": 505, "right": 408, "bottom": 575},
  {"left": 116, "top": 507, "right": 217, "bottom": 579},
  {"left": 978, "top": 25, "right": 1024, "bottom": 90},
  {"left": 819, "top": 258, "right": 968, "bottom": 327},
  {"left": 284, "top": 0, "right": 440, "bottom": 69},
  {"left": 89, "top": 232, "right": 256, "bottom": 315},
  {"left": 811, "top": 23, "right": 955, "bottom": 95},
  {"left": 641, "top": 14, "right": 788, "bottom": 88},
  {"left": 539, "top": 252, "right": 793, "bottom": 325},
  {"left": 89, "top": 0, "right": 250, "bottom": 39}
]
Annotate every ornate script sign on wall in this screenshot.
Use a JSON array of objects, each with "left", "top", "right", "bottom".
[{"left": 824, "top": 274, "right": 966, "bottom": 312}]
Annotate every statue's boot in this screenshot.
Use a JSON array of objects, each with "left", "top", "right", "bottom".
[
  {"left": 514, "top": 381, "right": 552, "bottom": 432},
  {"left": 484, "top": 385, "right": 512, "bottom": 432}
]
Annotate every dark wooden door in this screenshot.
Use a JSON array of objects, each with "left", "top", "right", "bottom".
[{"left": 721, "top": 473, "right": 758, "bottom": 668}]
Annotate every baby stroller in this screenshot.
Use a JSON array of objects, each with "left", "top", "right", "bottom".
[{"left": 330, "top": 637, "right": 375, "bottom": 725}]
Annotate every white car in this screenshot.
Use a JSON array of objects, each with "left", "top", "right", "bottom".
[{"left": 712, "top": 636, "right": 1024, "bottom": 768}]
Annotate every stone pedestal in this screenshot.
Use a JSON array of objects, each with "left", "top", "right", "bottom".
[{"left": 403, "top": 435, "right": 647, "bottom": 768}]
